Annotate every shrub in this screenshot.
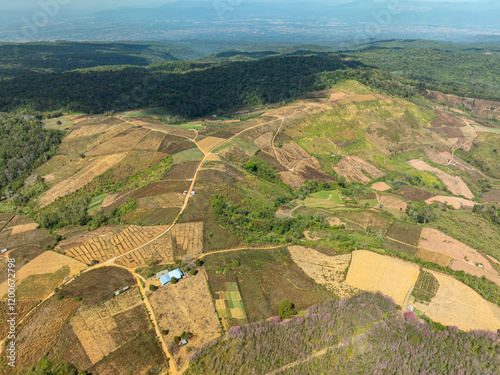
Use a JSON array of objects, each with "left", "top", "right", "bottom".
[
  {"left": 190, "top": 269, "right": 198, "bottom": 276},
  {"left": 170, "top": 277, "right": 178, "bottom": 284},
  {"left": 278, "top": 300, "right": 297, "bottom": 319}
]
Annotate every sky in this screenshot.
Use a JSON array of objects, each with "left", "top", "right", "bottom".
[{"left": 1, "top": 0, "right": 492, "bottom": 12}]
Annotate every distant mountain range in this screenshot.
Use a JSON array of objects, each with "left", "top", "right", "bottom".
[{"left": 0, "top": 0, "right": 499, "bottom": 43}]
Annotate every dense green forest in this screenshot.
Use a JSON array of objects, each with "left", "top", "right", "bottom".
[
  {"left": 0, "top": 54, "right": 422, "bottom": 117},
  {"left": 0, "top": 41, "right": 203, "bottom": 78},
  {"left": 0, "top": 54, "right": 365, "bottom": 116},
  {"left": 353, "top": 40, "right": 500, "bottom": 102},
  {"left": 0, "top": 113, "right": 63, "bottom": 196}
]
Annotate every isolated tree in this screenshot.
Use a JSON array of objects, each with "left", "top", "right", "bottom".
[{"left": 278, "top": 300, "right": 297, "bottom": 319}]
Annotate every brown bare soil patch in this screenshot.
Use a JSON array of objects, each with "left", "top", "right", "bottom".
[
  {"left": 64, "top": 123, "right": 115, "bottom": 141},
  {"left": 197, "top": 136, "right": 227, "bottom": 154},
  {"left": 130, "top": 180, "right": 191, "bottom": 199},
  {"left": 163, "top": 161, "right": 199, "bottom": 180},
  {"left": 294, "top": 160, "right": 335, "bottom": 183},
  {"left": 61, "top": 225, "right": 168, "bottom": 264},
  {"left": 345, "top": 250, "right": 420, "bottom": 306},
  {"left": 288, "top": 246, "right": 356, "bottom": 298},
  {"left": 9, "top": 222, "right": 38, "bottom": 235},
  {"left": 86, "top": 128, "right": 151, "bottom": 156},
  {"left": 279, "top": 171, "right": 305, "bottom": 190},
  {"left": 0, "top": 251, "right": 85, "bottom": 297},
  {"left": 328, "top": 91, "right": 348, "bottom": 102},
  {"left": 419, "top": 228, "right": 497, "bottom": 274},
  {"left": 115, "top": 222, "right": 202, "bottom": 268},
  {"left": 111, "top": 150, "right": 156, "bottom": 181},
  {"left": 70, "top": 288, "right": 146, "bottom": 364},
  {"left": 393, "top": 186, "right": 434, "bottom": 201},
  {"left": 430, "top": 110, "right": 466, "bottom": 128},
  {"left": 372, "top": 182, "right": 391, "bottom": 191},
  {"left": 2, "top": 297, "right": 81, "bottom": 374},
  {"left": 425, "top": 149, "right": 489, "bottom": 180},
  {"left": 413, "top": 270, "right": 500, "bottom": 331},
  {"left": 38, "top": 154, "right": 127, "bottom": 207},
  {"left": 274, "top": 141, "right": 311, "bottom": 170},
  {"left": 380, "top": 195, "right": 407, "bottom": 211},
  {"left": 133, "top": 130, "right": 166, "bottom": 151},
  {"left": 416, "top": 248, "right": 453, "bottom": 267},
  {"left": 57, "top": 266, "right": 136, "bottom": 306},
  {"left": 483, "top": 190, "right": 500, "bottom": 203},
  {"left": 341, "top": 211, "right": 390, "bottom": 234},
  {"left": 425, "top": 195, "right": 475, "bottom": 209},
  {"left": 334, "top": 156, "right": 385, "bottom": 184},
  {"left": 253, "top": 131, "right": 274, "bottom": 149},
  {"left": 407, "top": 159, "right": 474, "bottom": 199},
  {"left": 157, "top": 134, "right": 196, "bottom": 155},
  {"left": 150, "top": 269, "right": 220, "bottom": 368}
]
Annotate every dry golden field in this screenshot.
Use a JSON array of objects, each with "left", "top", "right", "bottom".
[
  {"left": 150, "top": 269, "right": 220, "bottom": 368},
  {"left": 380, "top": 195, "right": 408, "bottom": 211},
  {"left": 197, "top": 136, "right": 227, "bottom": 154},
  {"left": 425, "top": 195, "right": 475, "bottom": 209},
  {"left": 61, "top": 225, "right": 168, "bottom": 264},
  {"left": 288, "top": 246, "right": 356, "bottom": 298},
  {"left": 372, "top": 182, "right": 391, "bottom": 191},
  {"left": 413, "top": 270, "right": 500, "bottom": 331},
  {"left": 345, "top": 250, "right": 420, "bottom": 306},
  {"left": 70, "top": 288, "right": 145, "bottom": 364}
]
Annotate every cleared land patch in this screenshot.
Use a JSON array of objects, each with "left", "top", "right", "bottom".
[
  {"left": 410, "top": 270, "right": 439, "bottom": 303},
  {"left": 288, "top": 246, "right": 356, "bottom": 298},
  {"left": 425, "top": 195, "right": 475, "bottom": 209},
  {"left": 380, "top": 195, "right": 407, "bottom": 211},
  {"left": 56, "top": 266, "right": 136, "bottom": 306},
  {"left": 115, "top": 222, "right": 202, "bottom": 268},
  {"left": 334, "top": 156, "right": 385, "bottom": 184},
  {"left": 197, "top": 136, "right": 227, "bottom": 154},
  {"left": 413, "top": 270, "right": 500, "bottom": 331},
  {"left": 0, "top": 251, "right": 85, "bottom": 298},
  {"left": 38, "top": 154, "right": 127, "bottom": 207},
  {"left": 419, "top": 227, "right": 497, "bottom": 275},
  {"left": 150, "top": 269, "right": 220, "bottom": 368},
  {"left": 407, "top": 159, "right": 473, "bottom": 199},
  {"left": 345, "top": 250, "right": 420, "bottom": 306},
  {"left": 60, "top": 225, "right": 168, "bottom": 265},
  {"left": 70, "top": 288, "right": 146, "bottom": 364},
  {"left": 372, "top": 182, "right": 391, "bottom": 191}
]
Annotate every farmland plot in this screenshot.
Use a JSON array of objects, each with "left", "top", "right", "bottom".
[
  {"left": 61, "top": 225, "right": 168, "bottom": 264},
  {"left": 425, "top": 195, "right": 475, "bottom": 209},
  {"left": 0, "top": 251, "right": 85, "bottom": 298},
  {"left": 150, "top": 269, "right": 221, "bottom": 367},
  {"left": 197, "top": 136, "right": 227, "bottom": 154},
  {"left": 115, "top": 222, "right": 202, "bottom": 267},
  {"left": 413, "top": 270, "right": 500, "bottom": 331},
  {"left": 38, "top": 154, "right": 127, "bottom": 207},
  {"left": 407, "top": 159, "right": 473, "bottom": 199},
  {"left": 288, "top": 246, "right": 356, "bottom": 298},
  {"left": 85, "top": 128, "right": 151, "bottom": 156},
  {"left": 345, "top": 250, "right": 420, "bottom": 306},
  {"left": 380, "top": 195, "right": 407, "bottom": 211},
  {"left": 334, "top": 156, "right": 385, "bottom": 184},
  {"left": 418, "top": 228, "right": 497, "bottom": 275},
  {"left": 70, "top": 288, "right": 147, "bottom": 364},
  {"left": 1, "top": 297, "right": 81, "bottom": 374}
]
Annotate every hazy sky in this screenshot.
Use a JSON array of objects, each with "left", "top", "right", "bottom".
[{"left": 1, "top": 0, "right": 492, "bottom": 11}]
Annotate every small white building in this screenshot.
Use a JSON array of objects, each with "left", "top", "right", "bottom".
[{"left": 1, "top": 248, "right": 8, "bottom": 254}]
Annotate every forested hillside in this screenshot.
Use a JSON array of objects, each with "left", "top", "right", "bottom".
[{"left": 354, "top": 40, "right": 500, "bottom": 102}]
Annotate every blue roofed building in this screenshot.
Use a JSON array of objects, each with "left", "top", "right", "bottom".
[{"left": 159, "top": 269, "right": 184, "bottom": 286}]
